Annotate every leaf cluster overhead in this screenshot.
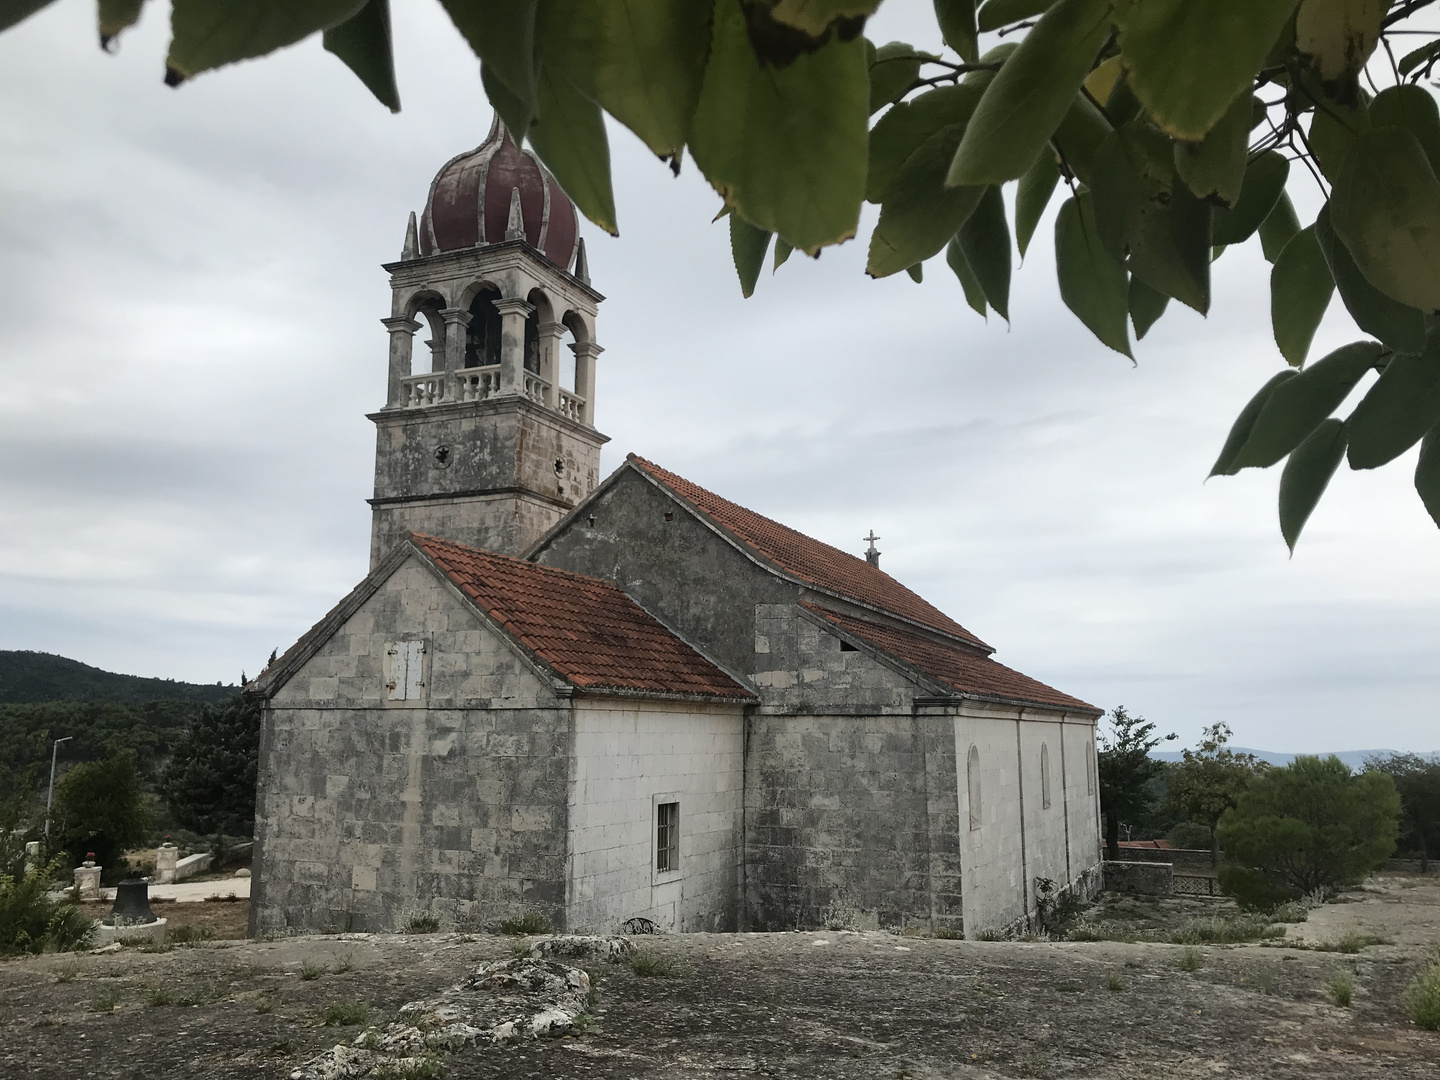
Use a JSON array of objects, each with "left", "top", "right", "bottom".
[{"left": 8, "top": 0, "right": 1440, "bottom": 544}]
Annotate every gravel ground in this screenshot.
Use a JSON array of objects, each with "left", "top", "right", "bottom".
[{"left": 2, "top": 874, "right": 1436, "bottom": 1079}]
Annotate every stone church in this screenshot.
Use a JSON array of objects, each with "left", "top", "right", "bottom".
[{"left": 249, "top": 119, "right": 1103, "bottom": 939}]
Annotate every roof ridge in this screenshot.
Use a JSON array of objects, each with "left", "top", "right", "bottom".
[{"left": 412, "top": 532, "right": 622, "bottom": 591}]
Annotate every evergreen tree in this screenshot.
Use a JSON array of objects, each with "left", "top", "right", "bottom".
[
  {"left": 160, "top": 695, "right": 261, "bottom": 839},
  {"left": 1166, "top": 723, "right": 1266, "bottom": 866},
  {"left": 51, "top": 751, "right": 151, "bottom": 869},
  {"left": 1365, "top": 753, "right": 1440, "bottom": 873},
  {"left": 1097, "top": 706, "right": 1174, "bottom": 861}
]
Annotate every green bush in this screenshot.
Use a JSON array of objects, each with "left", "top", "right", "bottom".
[
  {"left": 1403, "top": 961, "right": 1440, "bottom": 1030},
  {"left": 1217, "top": 864, "right": 1298, "bottom": 912},
  {"left": 0, "top": 859, "right": 94, "bottom": 955},
  {"left": 1327, "top": 975, "right": 1353, "bottom": 1007},
  {"left": 51, "top": 751, "right": 151, "bottom": 871},
  {"left": 1166, "top": 821, "right": 1214, "bottom": 851}
]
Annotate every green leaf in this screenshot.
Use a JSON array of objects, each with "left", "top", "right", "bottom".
[
  {"left": 691, "top": 0, "right": 869, "bottom": 253},
  {"left": 1173, "top": 91, "right": 1251, "bottom": 206},
  {"left": 1347, "top": 347, "right": 1440, "bottom": 469},
  {"left": 1055, "top": 191, "right": 1132, "bottom": 358},
  {"left": 947, "top": 234, "right": 989, "bottom": 315},
  {"left": 962, "top": 42, "right": 1018, "bottom": 92},
  {"left": 1330, "top": 126, "right": 1440, "bottom": 313},
  {"left": 1233, "top": 340, "right": 1381, "bottom": 470},
  {"left": 167, "top": 0, "right": 366, "bottom": 81},
  {"left": 866, "top": 84, "right": 981, "bottom": 203},
  {"left": 934, "top": 0, "right": 978, "bottom": 63},
  {"left": 870, "top": 41, "right": 922, "bottom": 114},
  {"left": 1091, "top": 123, "right": 1211, "bottom": 313},
  {"left": 529, "top": 67, "right": 618, "bottom": 235},
  {"left": 1315, "top": 204, "right": 1426, "bottom": 352},
  {"left": 439, "top": 1, "right": 538, "bottom": 126},
  {"left": 1210, "top": 369, "right": 1299, "bottom": 477},
  {"left": 1369, "top": 84, "right": 1440, "bottom": 176},
  {"left": 1129, "top": 275, "right": 1169, "bottom": 339},
  {"left": 868, "top": 124, "right": 984, "bottom": 277},
  {"left": 976, "top": 0, "right": 1053, "bottom": 32},
  {"left": 1294, "top": 0, "right": 1385, "bottom": 86},
  {"left": 1, "top": 1, "right": 56, "bottom": 34},
  {"left": 1416, "top": 427, "right": 1440, "bottom": 526},
  {"left": 1115, "top": 0, "right": 1300, "bottom": 141},
  {"left": 730, "top": 213, "right": 773, "bottom": 298},
  {"left": 536, "top": 0, "right": 711, "bottom": 159},
  {"left": 98, "top": 0, "right": 144, "bottom": 49},
  {"left": 958, "top": 185, "right": 1012, "bottom": 321},
  {"left": 482, "top": 63, "right": 535, "bottom": 143},
  {"left": 1279, "top": 419, "right": 1347, "bottom": 551},
  {"left": 1050, "top": 89, "right": 1111, "bottom": 187},
  {"left": 1015, "top": 151, "right": 1059, "bottom": 257},
  {"left": 1307, "top": 91, "right": 1369, "bottom": 183},
  {"left": 1104, "top": 72, "right": 1142, "bottom": 128},
  {"left": 947, "top": 0, "right": 1112, "bottom": 187},
  {"left": 774, "top": 236, "right": 794, "bottom": 271},
  {"left": 1398, "top": 39, "right": 1440, "bottom": 78},
  {"left": 1258, "top": 191, "right": 1301, "bottom": 263},
  {"left": 322, "top": 0, "right": 398, "bottom": 112},
  {"left": 769, "top": 0, "right": 881, "bottom": 37},
  {"left": 907, "top": 262, "right": 925, "bottom": 283},
  {"left": 1270, "top": 226, "right": 1333, "bottom": 366},
  {"left": 1211, "top": 150, "right": 1288, "bottom": 245}
]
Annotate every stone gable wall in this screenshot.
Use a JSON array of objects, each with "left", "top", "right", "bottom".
[{"left": 252, "top": 558, "right": 572, "bottom": 935}]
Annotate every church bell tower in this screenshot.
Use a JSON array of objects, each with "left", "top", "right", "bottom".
[{"left": 368, "top": 118, "right": 608, "bottom": 568}]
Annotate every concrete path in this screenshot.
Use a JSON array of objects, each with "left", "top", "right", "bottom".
[{"left": 96, "top": 877, "right": 251, "bottom": 903}]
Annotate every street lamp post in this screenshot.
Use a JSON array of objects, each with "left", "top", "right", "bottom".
[{"left": 44, "top": 736, "right": 73, "bottom": 842}]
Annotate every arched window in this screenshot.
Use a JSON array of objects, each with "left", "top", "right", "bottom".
[
  {"left": 1040, "top": 743, "right": 1052, "bottom": 810},
  {"left": 464, "top": 289, "right": 502, "bottom": 368},
  {"left": 967, "top": 745, "right": 982, "bottom": 831},
  {"left": 1086, "top": 740, "right": 1095, "bottom": 796}
]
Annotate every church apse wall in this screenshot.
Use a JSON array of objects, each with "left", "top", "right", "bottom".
[{"left": 251, "top": 558, "right": 571, "bottom": 935}]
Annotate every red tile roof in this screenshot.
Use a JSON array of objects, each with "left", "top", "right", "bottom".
[
  {"left": 807, "top": 605, "right": 1097, "bottom": 713},
  {"left": 413, "top": 534, "right": 754, "bottom": 701},
  {"left": 627, "top": 455, "right": 990, "bottom": 650}
]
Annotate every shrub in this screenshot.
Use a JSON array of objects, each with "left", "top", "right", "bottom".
[
  {"left": 403, "top": 913, "right": 441, "bottom": 934},
  {"left": 1402, "top": 961, "right": 1440, "bottom": 1031},
  {"left": 497, "top": 910, "right": 550, "bottom": 936},
  {"left": 1217, "top": 865, "right": 1298, "bottom": 912},
  {"left": 0, "top": 859, "right": 94, "bottom": 955},
  {"left": 1177, "top": 946, "right": 1204, "bottom": 971},
  {"left": 935, "top": 927, "right": 963, "bottom": 940},
  {"left": 1105, "top": 972, "right": 1123, "bottom": 992},
  {"left": 630, "top": 951, "right": 673, "bottom": 978},
  {"left": 1166, "top": 821, "right": 1214, "bottom": 851},
  {"left": 1216, "top": 756, "right": 1401, "bottom": 898},
  {"left": 1312, "top": 932, "right": 1389, "bottom": 954},
  {"left": 1171, "top": 915, "right": 1284, "bottom": 945},
  {"left": 300, "top": 959, "right": 324, "bottom": 980},
  {"left": 146, "top": 985, "right": 175, "bottom": 1007},
  {"left": 1327, "top": 975, "right": 1353, "bottom": 1007},
  {"left": 323, "top": 999, "right": 369, "bottom": 1026},
  {"left": 50, "top": 751, "right": 152, "bottom": 871},
  {"left": 91, "top": 988, "right": 122, "bottom": 1012}
]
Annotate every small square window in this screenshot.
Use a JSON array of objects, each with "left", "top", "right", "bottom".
[{"left": 655, "top": 801, "right": 679, "bottom": 873}]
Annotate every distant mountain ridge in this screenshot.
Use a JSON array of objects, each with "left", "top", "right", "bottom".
[
  {"left": 1151, "top": 747, "right": 1439, "bottom": 769},
  {"left": 0, "top": 650, "right": 238, "bottom": 705}
]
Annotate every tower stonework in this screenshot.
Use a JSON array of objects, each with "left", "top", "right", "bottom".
[{"left": 368, "top": 119, "right": 608, "bottom": 567}]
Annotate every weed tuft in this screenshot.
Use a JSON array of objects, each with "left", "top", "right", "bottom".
[
  {"left": 631, "top": 951, "right": 673, "bottom": 978},
  {"left": 323, "top": 999, "right": 370, "bottom": 1027},
  {"left": 1172, "top": 915, "right": 1284, "bottom": 946},
  {"left": 1402, "top": 959, "right": 1440, "bottom": 1031},
  {"left": 269, "top": 1037, "right": 295, "bottom": 1055},
  {"left": 334, "top": 953, "right": 355, "bottom": 974},
  {"left": 91, "top": 988, "right": 122, "bottom": 1012},
  {"left": 403, "top": 913, "right": 441, "bottom": 935},
  {"left": 497, "top": 910, "right": 550, "bottom": 936},
  {"left": 373, "top": 1057, "right": 447, "bottom": 1080},
  {"left": 1105, "top": 972, "right": 1123, "bottom": 992},
  {"left": 54, "top": 963, "right": 81, "bottom": 984},
  {"left": 168, "top": 925, "right": 215, "bottom": 947},
  {"left": 1327, "top": 974, "right": 1353, "bottom": 1007},
  {"left": 254, "top": 995, "right": 275, "bottom": 1014},
  {"left": 935, "top": 927, "right": 963, "bottom": 940},
  {"left": 145, "top": 985, "right": 175, "bottom": 1007},
  {"left": 1315, "top": 932, "right": 1389, "bottom": 954},
  {"left": 1178, "top": 946, "right": 1204, "bottom": 972},
  {"left": 300, "top": 959, "right": 325, "bottom": 981}
]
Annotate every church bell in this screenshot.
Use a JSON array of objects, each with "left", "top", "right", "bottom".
[{"left": 105, "top": 879, "right": 157, "bottom": 926}]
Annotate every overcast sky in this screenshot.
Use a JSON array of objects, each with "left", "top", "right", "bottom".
[{"left": 1, "top": 2, "right": 1436, "bottom": 753}]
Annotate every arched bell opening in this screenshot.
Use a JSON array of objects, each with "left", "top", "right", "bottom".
[{"left": 464, "top": 288, "right": 502, "bottom": 369}]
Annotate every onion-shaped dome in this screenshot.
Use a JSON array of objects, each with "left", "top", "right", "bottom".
[{"left": 417, "top": 116, "right": 580, "bottom": 270}]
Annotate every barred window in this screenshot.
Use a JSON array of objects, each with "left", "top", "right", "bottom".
[{"left": 656, "top": 801, "right": 679, "bottom": 872}]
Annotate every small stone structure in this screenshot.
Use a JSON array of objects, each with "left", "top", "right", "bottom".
[
  {"left": 73, "top": 856, "right": 101, "bottom": 900},
  {"left": 24, "top": 841, "right": 39, "bottom": 876},
  {"left": 154, "top": 841, "right": 179, "bottom": 884},
  {"left": 174, "top": 851, "right": 213, "bottom": 882},
  {"left": 1103, "top": 860, "right": 1173, "bottom": 896}
]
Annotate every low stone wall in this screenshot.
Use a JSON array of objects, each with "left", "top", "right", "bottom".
[
  {"left": 1114, "top": 847, "right": 1216, "bottom": 873},
  {"left": 1103, "top": 860, "right": 1173, "bottom": 896},
  {"left": 174, "top": 852, "right": 213, "bottom": 882}
]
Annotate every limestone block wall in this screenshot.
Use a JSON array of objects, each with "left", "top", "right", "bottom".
[
  {"left": 752, "top": 604, "right": 916, "bottom": 713},
  {"left": 566, "top": 698, "right": 745, "bottom": 934},
  {"left": 370, "top": 490, "right": 568, "bottom": 566},
  {"left": 251, "top": 557, "right": 572, "bottom": 935}
]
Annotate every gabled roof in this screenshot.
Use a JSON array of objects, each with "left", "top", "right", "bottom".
[
  {"left": 807, "top": 605, "right": 1098, "bottom": 714},
  {"left": 412, "top": 534, "right": 754, "bottom": 701},
  {"left": 626, "top": 455, "right": 991, "bottom": 651}
]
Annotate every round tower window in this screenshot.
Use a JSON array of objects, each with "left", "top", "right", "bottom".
[{"left": 433, "top": 445, "right": 452, "bottom": 468}]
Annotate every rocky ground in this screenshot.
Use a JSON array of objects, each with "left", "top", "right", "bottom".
[{"left": 2, "top": 873, "right": 1436, "bottom": 1079}]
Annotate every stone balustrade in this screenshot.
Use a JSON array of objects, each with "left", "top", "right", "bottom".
[
  {"left": 523, "top": 372, "right": 550, "bottom": 405},
  {"left": 397, "top": 365, "right": 587, "bottom": 426},
  {"left": 400, "top": 372, "right": 446, "bottom": 408},
  {"left": 556, "top": 388, "right": 585, "bottom": 423},
  {"left": 458, "top": 366, "right": 501, "bottom": 402}
]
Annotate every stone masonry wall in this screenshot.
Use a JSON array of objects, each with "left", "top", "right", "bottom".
[
  {"left": 567, "top": 698, "right": 745, "bottom": 934},
  {"left": 251, "top": 557, "right": 572, "bottom": 935},
  {"left": 744, "top": 606, "right": 961, "bottom": 932},
  {"left": 370, "top": 490, "right": 567, "bottom": 567}
]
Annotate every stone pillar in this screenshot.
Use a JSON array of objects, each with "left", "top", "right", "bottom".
[
  {"left": 537, "top": 321, "right": 567, "bottom": 407},
  {"left": 568, "top": 341, "right": 604, "bottom": 427},
  {"left": 440, "top": 308, "right": 473, "bottom": 400},
  {"left": 493, "top": 298, "right": 536, "bottom": 397},
  {"left": 381, "top": 316, "right": 420, "bottom": 407},
  {"left": 24, "top": 841, "right": 40, "bottom": 877},
  {"left": 74, "top": 855, "right": 101, "bottom": 901},
  {"left": 155, "top": 841, "right": 179, "bottom": 885}
]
